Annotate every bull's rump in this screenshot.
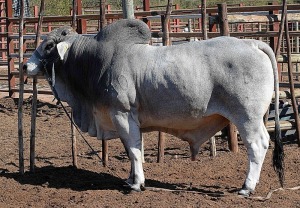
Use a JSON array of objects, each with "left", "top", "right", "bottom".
[{"left": 133, "top": 36, "right": 274, "bottom": 128}]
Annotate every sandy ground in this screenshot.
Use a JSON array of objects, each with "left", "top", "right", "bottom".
[{"left": 0, "top": 95, "right": 299, "bottom": 208}]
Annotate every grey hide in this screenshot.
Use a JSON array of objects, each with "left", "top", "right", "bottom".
[{"left": 25, "top": 19, "right": 283, "bottom": 196}]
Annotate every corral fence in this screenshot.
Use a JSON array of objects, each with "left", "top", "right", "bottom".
[
  {"left": 0, "top": 1, "right": 300, "bottom": 96},
  {"left": 1, "top": 1, "right": 300, "bottom": 139},
  {"left": 0, "top": 1, "right": 299, "bottom": 171}
]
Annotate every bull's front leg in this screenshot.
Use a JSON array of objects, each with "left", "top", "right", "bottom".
[{"left": 112, "top": 111, "right": 145, "bottom": 191}]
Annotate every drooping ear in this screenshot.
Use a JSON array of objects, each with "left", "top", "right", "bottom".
[{"left": 56, "top": 42, "right": 70, "bottom": 60}]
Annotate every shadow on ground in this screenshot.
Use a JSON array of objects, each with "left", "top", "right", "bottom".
[
  {"left": 0, "top": 166, "right": 125, "bottom": 191},
  {"left": 0, "top": 165, "right": 240, "bottom": 196}
]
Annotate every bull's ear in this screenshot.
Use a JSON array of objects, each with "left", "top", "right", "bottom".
[{"left": 56, "top": 42, "right": 70, "bottom": 60}]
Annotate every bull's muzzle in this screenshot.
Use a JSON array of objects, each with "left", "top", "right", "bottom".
[{"left": 24, "top": 55, "right": 41, "bottom": 76}]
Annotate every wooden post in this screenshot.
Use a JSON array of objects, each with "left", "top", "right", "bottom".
[
  {"left": 141, "top": 132, "right": 145, "bottom": 163},
  {"left": 18, "top": 0, "right": 25, "bottom": 175},
  {"left": 33, "top": 6, "right": 38, "bottom": 31},
  {"left": 218, "top": 3, "right": 229, "bottom": 36},
  {"left": 69, "top": 0, "right": 80, "bottom": 169},
  {"left": 269, "top": 2, "right": 279, "bottom": 52},
  {"left": 71, "top": 0, "right": 77, "bottom": 29},
  {"left": 102, "top": 140, "right": 108, "bottom": 167},
  {"left": 208, "top": 9, "right": 217, "bottom": 38},
  {"left": 228, "top": 124, "right": 239, "bottom": 153},
  {"left": 0, "top": 2, "right": 6, "bottom": 61},
  {"left": 30, "top": 0, "right": 45, "bottom": 173},
  {"left": 122, "top": 0, "right": 134, "bottom": 19},
  {"left": 5, "top": 0, "right": 15, "bottom": 97},
  {"left": 76, "top": 0, "right": 87, "bottom": 34},
  {"left": 187, "top": 18, "right": 192, "bottom": 32},
  {"left": 202, "top": 0, "right": 217, "bottom": 156},
  {"left": 71, "top": 112, "right": 78, "bottom": 167},
  {"left": 296, "top": 22, "right": 299, "bottom": 54},
  {"left": 99, "top": 1, "right": 109, "bottom": 166},
  {"left": 209, "top": 137, "right": 217, "bottom": 157},
  {"left": 284, "top": 2, "right": 300, "bottom": 146},
  {"left": 174, "top": 4, "right": 180, "bottom": 32},
  {"left": 269, "top": 2, "right": 281, "bottom": 81},
  {"left": 218, "top": 3, "right": 238, "bottom": 153},
  {"left": 142, "top": 0, "right": 150, "bottom": 26},
  {"left": 157, "top": 0, "right": 173, "bottom": 163},
  {"left": 201, "top": 0, "right": 208, "bottom": 40},
  {"left": 100, "top": 0, "right": 106, "bottom": 30},
  {"left": 30, "top": 77, "right": 37, "bottom": 172},
  {"left": 162, "top": 0, "right": 172, "bottom": 46},
  {"left": 157, "top": 132, "right": 165, "bottom": 163},
  {"left": 275, "top": 4, "right": 286, "bottom": 58}
]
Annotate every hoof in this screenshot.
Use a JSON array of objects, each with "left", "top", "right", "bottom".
[
  {"left": 124, "top": 180, "right": 145, "bottom": 192},
  {"left": 238, "top": 188, "right": 251, "bottom": 197}
]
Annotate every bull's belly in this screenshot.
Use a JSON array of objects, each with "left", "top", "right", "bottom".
[
  {"left": 140, "top": 113, "right": 229, "bottom": 141},
  {"left": 137, "top": 85, "right": 213, "bottom": 130},
  {"left": 139, "top": 113, "right": 206, "bottom": 130}
]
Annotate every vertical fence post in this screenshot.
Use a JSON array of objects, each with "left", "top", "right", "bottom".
[
  {"left": 157, "top": 0, "right": 173, "bottom": 163},
  {"left": 30, "top": 76, "right": 37, "bottom": 172},
  {"left": 30, "top": 0, "right": 45, "bottom": 173},
  {"left": 122, "top": 0, "right": 134, "bottom": 19},
  {"left": 218, "top": 3, "right": 239, "bottom": 153},
  {"left": 18, "top": 0, "right": 25, "bottom": 175},
  {"left": 174, "top": 4, "right": 180, "bottom": 32},
  {"left": 71, "top": 0, "right": 77, "bottom": 28},
  {"left": 218, "top": 3, "right": 229, "bottom": 36},
  {"left": 99, "top": 0, "right": 108, "bottom": 167},
  {"left": 201, "top": 0, "right": 207, "bottom": 40},
  {"left": 76, "top": 0, "right": 87, "bottom": 34},
  {"left": 284, "top": 2, "right": 300, "bottom": 147},
  {"left": 208, "top": 12, "right": 217, "bottom": 37},
  {"left": 202, "top": 0, "right": 216, "bottom": 157},
  {"left": 100, "top": 0, "right": 106, "bottom": 30},
  {"left": 68, "top": 0, "right": 79, "bottom": 169},
  {"left": 5, "top": 0, "right": 15, "bottom": 97},
  {"left": 71, "top": 112, "right": 78, "bottom": 167},
  {"left": 0, "top": 2, "right": 6, "bottom": 61},
  {"left": 34, "top": 6, "right": 38, "bottom": 30},
  {"left": 157, "top": 132, "right": 165, "bottom": 163},
  {"left": 142, "top": 0, "right": 150, "bottom": 26},
  {"left": 296, "top": 22, "right": 299, "bottom": 54},
  {"left": 162, "top": 0, "right": 172, "bottom": 46},
  {"left": 269, "top": 2, "right": 281, "bottom": 81}
]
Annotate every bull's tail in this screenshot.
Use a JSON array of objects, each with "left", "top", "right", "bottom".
[{"left": 258, "top": 41, "right": 285, "bottom": 187}]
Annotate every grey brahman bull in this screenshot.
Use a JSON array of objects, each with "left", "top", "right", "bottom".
[{"left": 25, "top": 19, "right": 284, "bottom": 196}]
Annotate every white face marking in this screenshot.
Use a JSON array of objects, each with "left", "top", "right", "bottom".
[{"left": 26, "top": 43, "right": 45, "bottom": 76}]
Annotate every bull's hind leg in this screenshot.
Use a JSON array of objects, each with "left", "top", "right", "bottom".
[
  {"left": 237, "top": 120, "right": 270, "bottom": 196},
  {"left": 112, "top": 111, "right": 145, "bottom": 192}
]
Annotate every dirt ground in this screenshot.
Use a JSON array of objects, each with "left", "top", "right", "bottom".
[{"left": 0, "top": 95, "right": 299, "bottom": 208}]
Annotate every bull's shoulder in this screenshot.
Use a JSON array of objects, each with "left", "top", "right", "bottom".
[{"left": 95, "top": 19, "right": 151, "bottom": 45}]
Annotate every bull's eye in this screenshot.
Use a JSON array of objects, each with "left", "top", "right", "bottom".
[
  {"left": 45, "top": 42, "right": 54, "bottom": 51},
  {"left": 62, "top": 31, "right": 67, "bottom": 36}
]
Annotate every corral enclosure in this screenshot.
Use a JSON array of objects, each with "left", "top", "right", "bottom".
[
  {"left": 0, "top": 0, "right": 300, "bottom": 207},
  {"left": 1, "top": 1, "right": 300, "bottom": 94}
]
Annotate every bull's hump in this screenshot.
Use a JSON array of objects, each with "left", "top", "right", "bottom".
[{"left": 95, "top": 19, "right": 151, "bottom": 45}]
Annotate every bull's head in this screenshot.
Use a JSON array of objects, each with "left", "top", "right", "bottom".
[
  {"left": 25, "top": 26, "right": 78, "bottom": 76},
  {"left": 24, "top": 27, "right": 97, "bottom": 137}
]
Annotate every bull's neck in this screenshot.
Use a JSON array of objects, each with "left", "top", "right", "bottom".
[
  {"left": 71, "top": 36, "right": 100, "bottom": 63},
  {"left": 62, "top": 36, "right": 108, "bottom": 101}
]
